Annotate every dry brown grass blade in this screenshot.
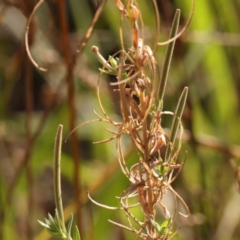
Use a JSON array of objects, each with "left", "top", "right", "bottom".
[
  {"left": 96, "top": 58, "right": 121, "bottom": 126},
  {"left": 168, "top": 151, "right": 187, "bottom": 184},
  {"left": 77, "top": 0, "right": 107, "bottom": 54},
  {"left": 116, "top": 135, "right": 130, "bottom": 178},
  {"left": 134, "top": 0, "right": 144, "bottom": 46},
  {"left": 168, "top": 185, "right": 190, "bottom": 218},
  {"left": 121, "top": 198, "right": 144, "bottom": 234},
  {"left": 108, "top": 220, "right": 140, "bottom": 235},
  {"left": 88, "top": 192, "right": 123, "bottom": 210},
  {"left": 110, "top": 70, "right": 141, "bottom": 86},
  {"left": 25, "top": 0, "right": 47, "bottom": 72},
  {"left": 93, "top": 135, "right": 118, "bottom": 144},
  {"left": 65, "top": 119, "right": 103, "bottom": 142}
]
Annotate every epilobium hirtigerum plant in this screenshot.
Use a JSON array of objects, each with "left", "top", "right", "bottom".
[{"left": 31, "top": 0, "right": 195, "bottom": 239}]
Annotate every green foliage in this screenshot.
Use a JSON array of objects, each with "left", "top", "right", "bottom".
[
  {"left": 38, "top": 125, "right": 81, "bottom": 240},
  {"left": 165, "top": 87, "right": 188, "bottom": 162},
  {"left": 150, "top": 218, "right": 172, "bottom": 236},
  {"left": 38, "top": 212, "right": 80, "bottom": 240}
]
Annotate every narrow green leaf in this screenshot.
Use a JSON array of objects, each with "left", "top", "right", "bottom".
[
  {"left": 48, "top": 213, "right": 54, "bottom": 222},
  {"left": 73, "top": 226, "right": 81, "bottom": 240},
  {"left": 67, "top": 214, "right": 74, "bottom": 236},
  {"left": 165, "top": 87, "right": 188, "bottom": 161},
  {"left": 54, "top": 210, "right": 62, "bottom": 231},
  {"left": 151, "top": 218, "right": 172, "bottom": 236},
  {"left": 54, "top": 125, "right": 66, "bottom": 231},
  {"left": 159, "top": 218, "right": 172, "bottom": 236},
  {"left": 157, "top": 9, "right": 181, "bottom": 107},
  {"left": 160, "top": 218, "right": 171, "bottom": 229},
  {"left": 108, "top": 56, "right": 118, "bottom": 68},
  {"left": 150, "top": 219, "right": 161, "bottom": 233},
  {"left": 38, "top": 220, "right": 50, "bottom": 229},
  {"left": 46, "top": 228, "right": 65, "bottom": 238},
  {"left": 99, "top": 68, "right": 117, "bottom": 76},
  {"left": 48, "top": 213, "right": 59, "bottom": 230},
  {"left": 44, "top": 217, "right": 51, "bottom": 225}
]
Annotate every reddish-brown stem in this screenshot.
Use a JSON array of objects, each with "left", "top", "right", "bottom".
[
  {"left": 25, "top": 19, "right": 35, "bottom": 240},
  {"left": 139, "top": 90, "right": 154, "bottom": 234},
  {"left": 56, "top": 0, "right": 82, "bottom": 236},
  {"left": 25, "top": 55, "right": 34, "bottom": 240}
]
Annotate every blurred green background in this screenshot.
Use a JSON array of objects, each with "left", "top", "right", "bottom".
[{"left": 0, "top": 0, "right": 240, "bottom": 240}]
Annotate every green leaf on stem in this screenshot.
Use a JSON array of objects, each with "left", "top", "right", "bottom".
[
  {"left": 73, "top": 226, "right": 81, "bottom": 240},
  {"left": 165, "top": 87, "right": 188, "bottom": 162},
  {"left": 151, "top": 218, "right": 172, "bottom": 236},
  {"left": 157, "top": 9, "right": 181, "bottom": 108},
  {"left": 54, "top": 124, "right": 66, "bottom": 231},
  {"left": 67, "top": 214, "right": 74, "bottom": 238}
]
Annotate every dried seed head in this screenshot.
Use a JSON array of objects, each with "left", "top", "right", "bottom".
[{"left": 92, "top": 45, "right": 99, "bottom": 53}]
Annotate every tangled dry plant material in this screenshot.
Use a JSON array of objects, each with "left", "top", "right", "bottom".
[
  {"left": 28, "top": 0, "right": 195, "bottom": 239},
  {"left": 76, "top": 0, "right": 194, "bottom": 239}
]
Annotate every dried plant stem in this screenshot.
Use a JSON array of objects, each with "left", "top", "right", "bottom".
[
  {"left": 139, "top": 91, "right": 154, "bottom": 235},
  {"left": 157, "top": 0, "right": 195, "bottom": 46},
  {"left": 25, "top": 0, "right": 47, "bottom": 71},
  {"left": 118, "top": 54, "right": 130, "bottom": 123},
  {"left": 25, "top": 57, "right": 34, "bottom": 240},
  {"left": 77, "top": 0, "right": 107, "bottom": 54}
]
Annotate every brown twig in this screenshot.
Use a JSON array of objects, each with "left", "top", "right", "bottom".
[
  {"left": 25, "top": 55, "right": 34, "bottom": 240},
  {"left": 56, "top": 0, "right": 82, "bottom": 236}
]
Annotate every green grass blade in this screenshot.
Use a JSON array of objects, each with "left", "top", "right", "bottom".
[
  {"left": 73, "top": 226, "right": 81, "bottom": 240},
  {"left": 67, "top": 214, "right": 74, "bottom": 237},
  {"left": 53, "top": 124, "right": 66, "bottom": 231},
  {"left": 157, "top": 9, "right": 181, "bottom": 107},
  {"left": 165, "top": 87, "right": 188, "bottom": 162}
]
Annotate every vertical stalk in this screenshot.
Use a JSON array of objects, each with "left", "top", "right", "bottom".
[
  {"left": 54, "top": 125, "right": 65, "bottom": 231},
  {"left": 56, "top": 0, "right": 82, "bottom": 235},
  {"left": 165, "top": 87, "right": 188, "bottom": 162},
  {"left": 118, "top": 53, "right": 130, "bottom": 123},
  {"left": 25, "top": 56, "right": 34, "bottom": 240},
  {"left": 25, "top": 18, "right": 35, "bottom": 239},
  {"left": 0, "top": 177, "right": 4, "bottom": 240},
  {"left": 157, "top": 10, "right": 180, "bottom": 107},
  {"left": 139, "top": 91, "right": 154, "bottom": 218}
]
